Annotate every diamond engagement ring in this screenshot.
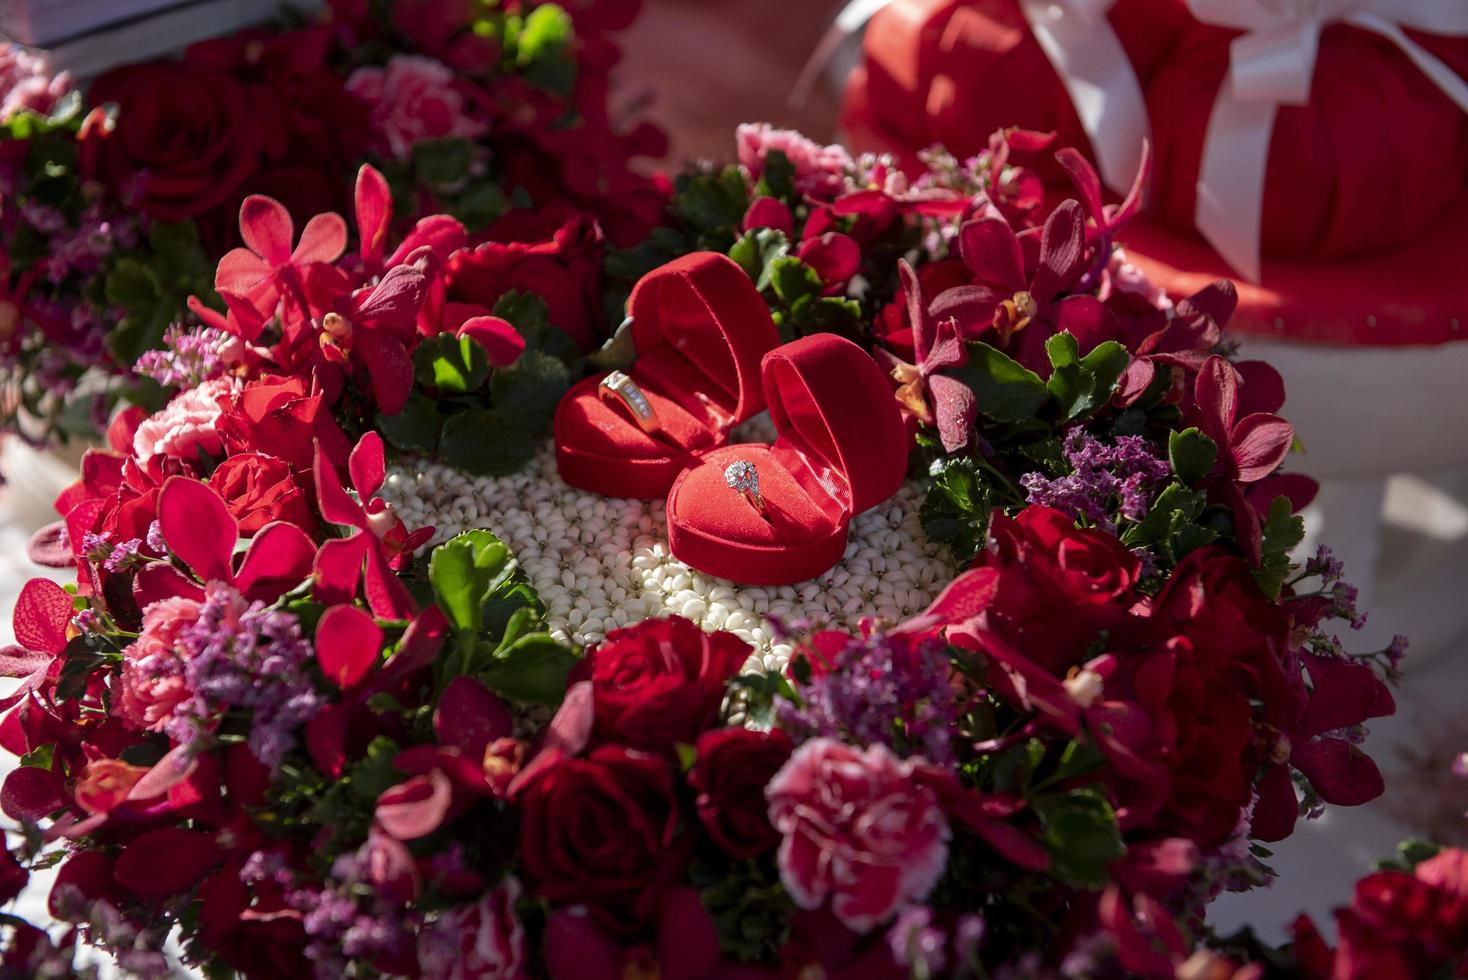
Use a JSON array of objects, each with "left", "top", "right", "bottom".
[
  {"left": 724, "top": 460, "right": 767, "bottom": 519},
  {"left": 598, "top": 371, "right": 662, "bottom": 435}
]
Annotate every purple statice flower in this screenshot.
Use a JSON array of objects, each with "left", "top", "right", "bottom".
[
  {"left": 168, "top": 584, "right": 324, "bottom": 769},
  {"left": 888, "top": 906, "right": 948, "bottom": 974},
  {"left": 1304, "top": 544, "right": 1346, "bottom": 584},
  {"left": 954, "top": 914, "right": 986, "bottom": 965},
  {"left": 44, "top": 206, "right": 134, "bottom": 284},
  {"left": 145, "top": 519, "right": 166, "bottom": 553},
  {"left": 81, "top": 531, "right": 112, "bottom": 562},
  {"left": 1385, "top": 634, "right": 1409, "bottom": 672},
  {"left": 102, "top": 537, "right": 142, "bottom": 573},
  {"left": 135, "top": 324, "right": 234, "bottom": 389},
  {"left": 776, "top": 629, "right": 958, "bottom": 766},
  {"left": 288, "top": 842, "right": 414, "bottom": 977},
  {"left": 1020, "top": 430, "right": 1170, "bottom": 532}
]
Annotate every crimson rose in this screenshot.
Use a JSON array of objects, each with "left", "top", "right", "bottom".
[
  {"left": 446, "top": 203, "right": 606, "bottom": 352},
  {"left": 517, "top": 746, "right": 683, "bottom": 932},
  {"left": 576, "top": 616, "right": 750, "bottom": 756},
  {"left": 688, "top": 727, "right": 792, "bottom": 859},
  {"left": 207, "top": 452, "right": 316, "bottom": 536},
  {"left": 217, "top": 375, "right": 350, "bottom": 474},
  {"left": 86, "top": 60, "right": 262, "bottom": 223}
]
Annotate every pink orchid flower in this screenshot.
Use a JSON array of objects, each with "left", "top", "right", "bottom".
[
  {"left": 214, "top": 194, "right": 348, "bottom": 342},
  {"left": 875, "top": 261, "right": 977, "bottom": 452},
  {"left": 312, "top": 432, "right": 432, "bottom": 620},
  {"left": 132, "top": 477, "right": 317, "bottom": 608}
]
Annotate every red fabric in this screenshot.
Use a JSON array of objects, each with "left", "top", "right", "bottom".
[
  {"left": 1122, "top": 196, "right": 1468, "bottom": 346},
  {"left": 847, "top": 0, "right": 1189, "bottom": 174},
  {"left": 1147, "top": 21, "right": 1468, "bottom": 263},
  {"left": 667, "top": 335, "right": 907, "bottom": 585},
  {"left": 554, "top": 252, "right": 779, "bottom": 498}
]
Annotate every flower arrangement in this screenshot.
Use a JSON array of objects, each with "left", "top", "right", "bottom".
[
  {"left": 0, "top": 0, "right": 663, "bottom": 448},
  {"left": 0, "top": 113, "right": 1425, "bottom": 979}
]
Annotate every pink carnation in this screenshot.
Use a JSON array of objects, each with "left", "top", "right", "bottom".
[
  {"left": 416, "top": 877, "right": 526, "bottom": 979},
  {"left": 131, "top": 377, "right": 235, "bottom": 473},
  {"left": 0, "top": 43, "right": 71, "bottom": 122},
  {"left": 766, "top": 738, "right": 951, "bottom": 933},
  {"left": 736, "top": 123, "right": 854, "bottom": 201},
  {"left": 118, "top": 596, "right": 202, "bottom": 732},
  {"left": 346, "top": 54, "right": 489, "bottom": 161}
]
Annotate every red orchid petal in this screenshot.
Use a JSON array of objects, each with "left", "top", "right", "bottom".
[
  {"left": 13, "top": 578, "right": 72, "bottom": 654},
  {"left": 796, "top": 232, "right": 861, "bottom": 287},
  {"left": 1108, "top": 139, "right": 1151, "bottom": 229},
  {"left": 313, "top": 534, "right": 370, "bottom": 606},
  {"left": 458, "top": 316, "right": 526, "bottom": 367},
  {"left": 1291, "top": 738, "right": 1385, "bottom": 807},
  {"left": 957, "top": 216, "right": 1027, "bottom": 293},
  {"left": 314, "top": 441, "right": 367, "bottom": 529},
  {"left": 1300, "top": 655, "right": 1396, "bottom": 736},
  {"left": 356, "top": 333, "right": 415, "bottom": 417},
  {"left": 901, "top": 567, "right": 1000, "bottom": 634},
  {"left": 237, "top": 195, "right": 294, "bottom": 268},
  {"left": 349, "top": 432, "right": 387, "bottom": 500},
  {"left": 1248, "top": 472, "right": 1319, "bottom": 513},
  {"left": 924, "top": 315, "right": 967, "bottom": 373},
  {"left": 508, "top": 682, "right": 594, "bottom": 799},
  {"left": 1051, "top": 297, "right": 1118, "bottom": 353},
  {"left": 1054, "top": 147, "right": 1103, "bottom": 225},
  {"left": 1031, "top": 199, "right": 1086, "bottom": 298},
  {"left": 1116, "top": 357, "right": 1155, "bottom": 407},
  {"left": 742, "top": 196, "right": 794, "bottom": 237},
  {"left": 355, "top": 164, "right": 392, "bottom": 265},
  {"left": 0, "top": 645, "right": 52, "bottom": 679},
  {"left": 114, "top": 828, "right": 223, "bottom": 899},
  {"left": 434, "top": 677, "right": 514, "bottom": 757},
  {"left": 1234, "top": 359, "right": 1287, "bottom": 416},
  {"left": 898, "top": 260, "right": 933, "bottom": 365},
  {"left": 544, "top": 910, "right": 622, "bottom": 980},
  {"left": 388, "top": 215, "right": 468, "bottom": 268},
  {"left": 133, "top": 562, "right": 205, "bottom": 607},
  {"left": 234, "top": 521, "right": 317, "bottom": 602},
  {"left": 930, "top": 283, "right": 1004, "bottom": 341},
  {"left": 291, "top": 212, "right": 348, "bottom": 267},
  {"left": 352, "top": 264, "right": 428, "bottom": 330},
  {"left": 1194, "top": 355, "right": 1238, "bottom": 446},
  {"left": 316, "top": 604, "right": 383, "bottom": 689},
  {"left": 1230, "top": 413, "right": 1294, "bottom": 483},
  {"left": 970, "top": 818, "right": 1052, "bottom": 872},
  {"left": 186, "top": 294, "right": 232, "bottom": 334},
  {"left": 1175, "top": 280, "right": 1238, "bottom": 339},
  {"left": 362, "top": 540, "right": 416, "bottom": 620},
  {"left": 158, "top": 478, "right": 239, "bottom": 585},
  {"left": 1223, "top": 481, "right": 1264, "bottom": 567},
  {"left": 375, "top": 770, "right": 453, "bottom": 840},
  {"left": 656, "top": 888, "right": 723, "bottom": 980},
  {"left": 215, "top": 289, "right": 270, "bottom": 343},
  {"left": 49, "top": 853, "right": 123, "bottom": 917},
  {"left": 1, "top": 765, "right": 68, "bottom": 821},
  {"left": 26, "top": 522, "right": 73, "bottom": 568},
  {"left": 124, "top": 745, "right": 199, "bottom": 802},
  {"left": 306, "top": 702, "right": 353, "bottom": 778},
  {"left": 928, "top": 374, "right": 977, "bottom": 453},
  {"left": 214, "top": 248, "right": 273, "bottom": 296},
  {"left": 377, "top": 605, "right": 450, "bottom": 684}
]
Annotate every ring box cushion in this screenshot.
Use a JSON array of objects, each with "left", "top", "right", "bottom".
[
  {"left": 666, "top": 334, "right": 908, "bottom": 585},
  {"left": 554, "top": 252, "right": 779, "bottom": 498}
]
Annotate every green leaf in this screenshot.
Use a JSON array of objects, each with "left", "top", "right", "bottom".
[
  {"left": 1254, "top": 495, "right": 1305, "bottom": 598},
  {"left": 491, "top": 349, "right": 570, "bottom": 434},
  {"left": 1034, "top": 788, "right": 1127, "bottom": 888},
  {"left": 413, "top": 333, "right": 492, "bottom": 393},
  {"left": 953, "top": 342, "right": 1051, "bottom": 422},
  {"left": 754, "top": 149, "right": 797, "bottom": 201},
  {"left": 514, "top": 3, "right": 573, "bottom": 65},
  {"left": 478, "top": 633, "right": 578, "bottom": 704},
  {"left": 349, "top": 737, "right": 403, "bottom": 802},
  {"left": 413, "top": 137, "right": 475, "bottom": 188},
  {"left": 377, "top": 393, "right": 443, "bottom": 454},
  {"left": 729, "top": 227, "right": 791, "bottom": 292},
  {"left": 19, "top": 744, "right": 55, "bottom": 770},
  {"left": 767, "top": 256, "right": 823, "bottom": 306},
  {"left": 428, "top": 530, "right": 516, "bottom": 636},
  {"left": 919, "top": 458, "right": 992, "bottom": 564},
  {"left": 439, "top": 408, "right": 538, "bottom": 476},
  {"left": 1070, "top": 341, "right": 1130, "bottom": 421},
  {"left": 674, "top": 165, "right": 751, "bottom": 236},
  {"left": 1168, "top": 428, "right": 1219, "bottom": 486},
  {"left": 492, "top": 291, "right": 578, "bottom": 360},
  {"left": 55, "top": 636, "right": 114, "bottom": 702}
]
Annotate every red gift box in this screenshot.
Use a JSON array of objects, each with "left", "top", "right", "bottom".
[
  {"left": 554, "top": 252, "right": 780, "bottom": 499},
  {"left": 666, "top": 334, "right": 908, "bottom": 585}
]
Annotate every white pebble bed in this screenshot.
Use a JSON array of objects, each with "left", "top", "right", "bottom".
[{"left": 381, "top": 424, "right": 956, "bottom": 675}]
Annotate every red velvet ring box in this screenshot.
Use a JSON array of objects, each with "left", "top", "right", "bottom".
[
  {"left": 554, "top": 252, "right": 780, "bottom": 499},
  {"left": 666, "top": 334, "right": 909, "bottom": 586}
]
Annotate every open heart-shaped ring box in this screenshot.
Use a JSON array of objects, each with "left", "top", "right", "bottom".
[
  {"left": 666, "top": 334, "right": 908, "bottom": 586},
  {"left": 553, "top": 252, "right": 780, "bottom": 499}
]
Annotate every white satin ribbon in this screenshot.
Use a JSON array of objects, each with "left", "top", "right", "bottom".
[
  {"left": 803, "top": 0, "right": 1150, "bottom": 198},
  {"left": 1188, "top": 0, "right": 1468, "bottom": 282}
]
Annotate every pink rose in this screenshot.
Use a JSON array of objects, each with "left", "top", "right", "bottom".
[
  {"left": 131, "top": 377, "right": 235, "bottom": 474},
  {"left": 118, "top": 595, "right": 202, "bottom": 732},
  {"left": 416, "top": 878, "right": 527, "bottom": 980},
  {"left": 766, "top": 739, "right": 950, "bottom": 933},
  {"left": 346, "top": 54, "right": 488, "bottom": 161}
]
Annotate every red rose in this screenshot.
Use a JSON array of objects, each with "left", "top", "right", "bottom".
[
  {"left": 197, "top": 855, "right": 310, "bottom": 978},
  {"left": 517, "top": 746, "right": 684, "bottom": 932},
  {"left": 446, "top": 203, "right": 606, "bottom": 351},
  {"left": 577, "top": 616, "right": 751, "bottom": 756},
  {"left": 980, "top": 506, "right": 1141, "bottom": 673},
  {"left": 217, "top": 375, "right": 351, "bottom": 475},
  {"left": 688, "top": 727, "right": 792, "bottom": 859},
  {"left": 86, "top": 60, "right": 263, "bottom": 223},
  {"left": 207, "top": 451, "right": 316, "bottom": 536}
]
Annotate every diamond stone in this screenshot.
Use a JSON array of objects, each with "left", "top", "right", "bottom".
[{"left": 724, "top": 460, "right": 759, "bottom": 493}]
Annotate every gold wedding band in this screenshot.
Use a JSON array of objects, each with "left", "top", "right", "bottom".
[{"left": 598, "top": 371, "right": 662, "bottom": 436}]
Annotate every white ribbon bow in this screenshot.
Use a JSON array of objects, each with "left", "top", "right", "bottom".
[{"left": 1188, "top": 0, "right": 1468, "bottom": 281}]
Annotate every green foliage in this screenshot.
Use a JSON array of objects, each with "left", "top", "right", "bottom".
[
  {"left": 1119, "top": 482, "right": 1217, "bottom": 564},
  {"left": 1254, "top": 495, "right": 1306, "bottom": 598},
  {"left": 673, "top": 165, "right": 752, "bottom": 250},
  {"left": 955, "top": 342, "right": 1050, "bottom": 422},
  {"left": 1043, "top": 334, "right": 1129, "bottom": 423},
  {"left": 1168, "top": 427, "right": 1219, "bottom": 485},
  {"left": 1033, "top": 788, "right": 1126, "bottom": 888},
  {"left": 919, "top": 457, "right": 992, "bottom": 565},
  {"left": 692, "top": 855, "right": 794, "bottom": 964},
  {"left": 429, "top": 531, "right": 517, "bottom": 638},
  {"left": 728, "top": 228, "right": 791, "bottom": 290},
  {"left": 753, "top": 149, "right": 797, "bottom": 202},
  {"left": 105, "top": 221, "right": 213, "bottom": 364}
]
